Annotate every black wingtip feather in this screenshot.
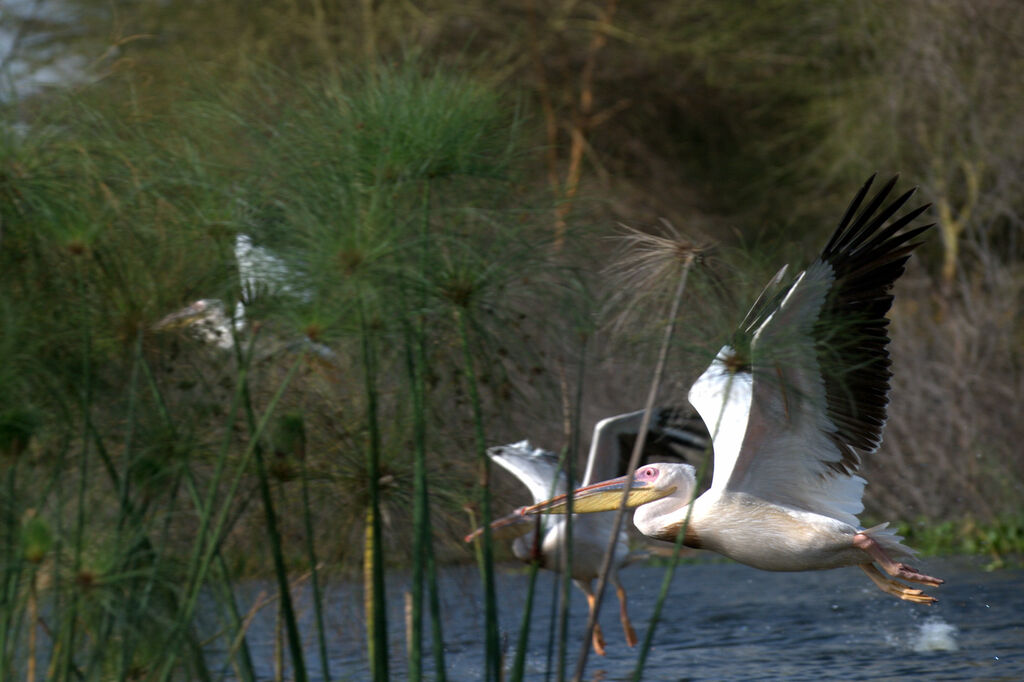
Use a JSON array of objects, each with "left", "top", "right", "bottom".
[
  {"left": 829, "top": 175, "right": 901, "bottom": 255},
  {"left": 814, "top": 175, "right": 931, "bottom": 476},
  {"left": 825, "top": 173, "right": 878, "bottom": 253},
  {"left": 857, "top": 204, "right": 932, "bottom": 254}
]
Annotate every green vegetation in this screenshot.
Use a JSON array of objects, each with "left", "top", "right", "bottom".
[
  {"left": 2, "top": 0, "right": 1022, "bottom": 679},
  {"left": 896, "top": 516, "right": 1024, "bottom": 569}
]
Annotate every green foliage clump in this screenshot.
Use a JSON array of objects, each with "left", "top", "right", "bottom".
[{"left": 896, "top": 515, "right": 1024, "bottom": 569}]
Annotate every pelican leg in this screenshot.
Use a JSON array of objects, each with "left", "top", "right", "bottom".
[
  {"left": 577, "top": 581, "right": 607, "bottom": 656},
  {"left": 859, "top": 564, "right": 936, "bottom": 604},
  {"left": 852, "top": 532, "right": 945, "bottom": 586},
  {"left": 611, "top": 574, "right": 638, "bottom": 648}
]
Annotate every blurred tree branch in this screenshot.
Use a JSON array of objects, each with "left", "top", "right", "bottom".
[
  {"left": 527, "top": 0, "right": 622, "bottom": 251},
  {"left": 935, "top": 159, "right": 981, "bottom": 288}
]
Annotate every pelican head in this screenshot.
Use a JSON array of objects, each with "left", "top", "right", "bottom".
[
  {"left": 153, "top": 299, "right": 236, "bottom": 350},
  {"left": 487, "top": 440, "right": 553, "bottom": 459},
  {"left": 153, "top": 299, "right": 224, "bottom": 330},
  {"left": 522, "top": 462, "right": 697, "bottom": 516}
]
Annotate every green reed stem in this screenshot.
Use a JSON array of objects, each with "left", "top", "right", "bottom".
[
  {"left": 46, "top": 430, "right": 70, "bottom": 680},
  {"left": 243, "top": 383, "right": 308, "bottom": 682},
  {"left": 235, "top": 328, "right": 307, "bottom": 681},
  {"left": 631, "top": 376, "right": 724, "bottom": 680},
  {"left": 572, "top": 255, "right": 695, "bottom": 682},
  {"left": 420, "top": 183, "right": 448, "bottom": 682},
  {"left": 174, "top": 332, "right": 253, "bottom": 614},
  {"left": 300, "top": 446, "right": 331, "bottom": 681},
  {"left": 512, "top": 436, "right": 579, "bottom": 682},
  {"left": 406, "top": 184, "right": 427, "bottom": 682},
  {"left": 557, "top": 343, "right": 586, "bottom": 682},
  {"left": 544, "top": 569, "right": 560, "bottom": 679},
  {"left": 557, "top": 479, "right": 573, "bottom": 682},
  {"left": 158, "top": 352, "right": 302, "bottom": 681},
  {"left": 0, "top": 458, "right": 21, "bottom": 674},
  {"left": 60, "top": 264, "right": 93, "bottom": 681},
  {"left": 138, "top": 347, "right": 256, "bottom": 682},
  {"left": 424, "top": 511, "right": 447, "bottom": 679},
  {"left": 209, "top": 553, "right": 257, "bottom": 682},
  {"left": 455, "top": 307, "right": 501, "bottom": 682},
  {"left": 406, "top": 178, "right": 447, "bottom": 680},
  {"left": 405, "top": 328, "right": 426, "bottom": 681},
  {"left": 510, "top": 515, "right": 543, "bottom": 682},
  {"left": 357, "top": 294, "right": 389, "bottom": 682}
]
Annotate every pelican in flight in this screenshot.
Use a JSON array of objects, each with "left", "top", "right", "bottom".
[
  {"left": 466, "top": 408, "right": 708, "bottom": 655},
  {"left": 525, "top": 175, "right": 944, "bottom": 604},
  {"left": 154, "top": 234, "right": 331, "bottom": 358}
]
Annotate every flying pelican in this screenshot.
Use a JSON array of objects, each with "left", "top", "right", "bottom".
[
  {"left": 466, "top": 408, "right": 708, "bottom": 655},
  {"left": 524, "top": 175, "right": 945, "bottom": 604},
  {"left": 154, "top": 234, "right": 331, "bottom": 358}
]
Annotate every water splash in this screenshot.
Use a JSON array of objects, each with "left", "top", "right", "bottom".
[{"left": 910, "top": 617, "right": 958, "bottom": 652}]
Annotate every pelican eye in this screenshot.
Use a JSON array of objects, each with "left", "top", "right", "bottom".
[{"left": 636, "top": 466, "right": 659, "bottom": 482}]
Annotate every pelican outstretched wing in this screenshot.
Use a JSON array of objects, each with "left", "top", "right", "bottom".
[
  {"left": 581, "top": 408, "right": 710, "bottom": 485},
  {"left": 689, "top": 175, "right": 932, "bottom": 524}
]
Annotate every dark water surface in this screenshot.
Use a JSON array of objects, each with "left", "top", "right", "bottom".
[{"left": 224, "top": 556, "right": 1023, "bottom": 681}]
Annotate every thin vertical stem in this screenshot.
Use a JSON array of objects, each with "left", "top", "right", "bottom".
[
  {"left": 0, "top": 459, "right": 21, "bottom": 673},
  {"left": 407, "top": 181, "right": 429, "bottom": 682},
  {"left": 26, "top": 567, "right": 37, "bottom": 682},
  {"left": 233, "top": 322, "right": 308, "bottom": 682},
  {"left": 572, "top": 256, "right": 694, "bottom": 682},
  {"left": 456, "top": 308, "right": 501, "bottom": 682},
  {"left": 300, "top": 449, "right": 331, "bottom": 681},
  {"left": 557, "top": 345, "right": 586, "bottom": 681},
  {"left": 245, "top": 394, "right": 308, "bottom": 682},
  {"left": 138, "top": 350, "right": 256, "bottom": 682},
  {"left": 509, "top": 518, "right": 543, "bottom": 682},
  {"left": 418, "top": 185, "right": 447, "bottom": 682},
  {"left": 544, "top": 570, "right": 560, "bottom": 680},
  {"left": 157, "top": 354, "right": 303, "bottom": 681},
  {"left": 631, "top": 379, "right": 725, "bottom": 680},
  {"left": 63, "top": 264, "right": 93, "bottom": 680},
  {"left": 404, "top": 328, "right": 426, "bottom": 681},
  {"left": 358, "top": 295, "right": 389, "bottom": 682},
  {"left": 424, "top": 518, "right": 446, "bottom": 680}
]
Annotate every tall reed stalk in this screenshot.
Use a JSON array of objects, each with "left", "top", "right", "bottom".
[
  {"left": 297, "top": 416, "right": 331, "bottom": 681},
  {"left": 0, "top": 449, "right": 23, "bottom": 676},
  {"left": 509, "top": 516, "right": 543, "bottom": 682},
  {"left": 403, "top": 320, "right": 428, "bottom": 681},
  {"left": 572, "top": 251, "right": 696, "bottom": 682},
  {"left": 240, "top": 363, "right": 308, "bottom": 682},
  {"left": 556, "top": 346, "right": 587, "bottom": 682},
  {"left": 139, "top": 342, "right": 257, "bottom": 682},
  {"left": 405, "top": 181, "right": 447, "bottom": 681},
  {"left": 61, "top": 263, "right": 93, "bottom": 681},
  {"left": 357, "top": 294, "right": 389, "bottom": 681},
  {"left": 455, "top": 307, "right": 501, "bottom": 682},
  {"left": 631, "top": 379, "right": 723, "bottom": 681},
  {"left": 423, "top": 492, "right": 446, "bottom": 678},
  {"left": 158, "top": 350, "right": 303, "bottom": 680}
]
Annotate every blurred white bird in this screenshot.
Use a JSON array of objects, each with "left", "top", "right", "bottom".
[{"left": 154, "top": 234, "right": 330, "bottom": 358}]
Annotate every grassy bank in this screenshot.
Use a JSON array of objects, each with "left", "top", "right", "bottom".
[{"left": 894, "top": 516, "right": 1024, "bottom": 569}]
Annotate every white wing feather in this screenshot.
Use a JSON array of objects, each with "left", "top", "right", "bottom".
[
  {"left": 488, "top": 441, "right": 568, "bottom": 503},
  {"left": 581, "top": 410, "right": 648, "bottom": 485},
  {"left": 726, "top": 261, "right": 865, "bottom": 525},
  {"left": 687, "top": 349, "right": 753, "bottom": 494}
]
